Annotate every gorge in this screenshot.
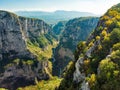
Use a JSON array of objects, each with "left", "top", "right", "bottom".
[
  {"left": 1, "top": 2, "right": 120, "bottom": 90},
  {"left": 0, "top": 10, "right": 98, "bottom": 90}
]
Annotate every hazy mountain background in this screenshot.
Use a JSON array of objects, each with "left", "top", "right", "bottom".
[{"left": 15, "top": 10, "right": 96, "bottom": 24}]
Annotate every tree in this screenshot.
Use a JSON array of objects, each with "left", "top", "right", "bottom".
[
  {"left": 88, "top": 74, "right": 96, "bottom": 88},
  {"left": 110, "top": 28, "right": 120, "bottom": 44},
  {"left": 101, "top": 30, "right": 107, "bottom": 37},
  {"left": 99, "top": 59, "right": 118, "bottom": 81}
]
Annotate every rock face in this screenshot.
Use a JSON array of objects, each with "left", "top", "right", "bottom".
[
  {"left": 0, "top": 11, "right": 51, "bottom": 61},
  {"left": 19, "top": 16, "right": 51, "bottom": 39},
  {"left": 0, "top": 11, "right": 53, "bottom": 89},
  {"left": 0, "top": 61, "right": 50, "bottom": 90},
  {"left": 0, "top": 11, "right": 28, "bottom": 60},
  {"left": 53, "top": 17, "right": 99, "bottom": 76},
  {"left": 52, "top": 21, "right": 67, "bottom": 40},
  {"left": 73, "top": 57, "right": 85, "bottom": 83}
]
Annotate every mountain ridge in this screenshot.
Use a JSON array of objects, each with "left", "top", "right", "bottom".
[{"left": 15, "top": 10, "right": 97, "bottom": 24}]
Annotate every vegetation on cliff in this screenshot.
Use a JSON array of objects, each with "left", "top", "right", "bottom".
[
  {"left": 2, "top": 3, "right": 120, "bottom": 90},
  {"left": 0, "top": 10, "right": 57, "bottom": 89},
  {"left": 17, "top": 77, "right": 62, "bottom": 90},
  {"left": 53, "top": 17, "right": 99, "bottom": 76},
  {"left": 59, "top": 3, "right": 120, "bottom": 90}
]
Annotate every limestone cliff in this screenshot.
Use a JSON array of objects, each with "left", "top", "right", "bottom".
[
  {"left": 0, "top": 10, "right": 54, "bottom": 90},
  {"left": 0, "top": 11, "right": 28, "bottom": 61},
  {"left": 53, "top": 17, "right": 99, "bottom": 76}
]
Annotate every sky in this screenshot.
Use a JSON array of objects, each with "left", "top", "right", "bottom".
[{"left": 0, "top": 0, "right": 120, "bottom": 15}]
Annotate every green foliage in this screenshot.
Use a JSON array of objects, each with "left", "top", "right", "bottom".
[
  {"left": 52, "top": 21, "right": 66, "bottom": 40},
  {"left": 36, "top": 34, "right": 50, "bottom": 48},
  {"left": 105, "top": 19, "right": 113, "bottom": 26},
  {"left": 59, "top": 61, "right": 75, "bottom": 90},
  {"left": 96, "top": 36, "right": 100, "bottom": 40},
  {"left": 27, "top": 40, "right": 57, "bottom": 60},
  {"left": 60, "top": 3, "right": 120, "bottom": 90},
  {"left": 62, "top": 61, "right": 74, "bottom": 77},
  {"left": 110, "top": 44, "right": 120, "bottom": 66},
  {"left": 87, "top": 74, "right": 96, "bottom": 88},
  {"left": 29, "top": 33, "right": 55, "bottom": 48},
  {"left": 0, "top": 88, "right": 8, "bottom": 90},
  {"left": 53, "top": 17, "right": 99, "bottom": 76},
  {"left": 112, "top": 43, "right": 120, "bottom": 51},
  {"left": 4, "top": 58, "right": 36, "bottom": 69},
  {"left": 110, "top": 28, "right": 120, "bottom": 44},
  {"left": 95, "top": 59, "right": 120, "bottom": 90},
  {"left": 74, "top": 41, "right": 86, "bottom": 60},
  {"left": 99, "top": 59, "right": 118, "bottom": 79},
  {"left": 100, "top": 15, "right": 110, "bottom": 20},
  {"left": 22, "top": 60, "right": 34, "bottom": 65},
  {"left": 44, "top": 34, "right": 55, "bottom": 44},
  {"left": 17, "top": 77, "right": 62, "bottom": 90},
  {"left": 107, "top": 10, "right": 118, "bottom": 17},
  {"left": 101, "top": 30, "right": 107, "bottom": 37},
  {"left": 13, "top": 58, "right": 20, "bottom": 65}
]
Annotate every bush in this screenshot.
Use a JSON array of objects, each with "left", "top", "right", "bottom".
[
  {"left": 99, "top": 59, "right": 119, "bottom": 81},
  {"left": 96, "top": 36, "right": 100, "bottom": 40},
  {"left": 101, "top": 30, "right": 107, "bottom": 37},
  {"left": 110, "top": 28, "right": 120, "bottom": 44},
  {"left": 112, "top": 43, "right": 120, "bottom": 51},
  {"left": 88, "top": 74, "right": 96, "bottom": 88}
]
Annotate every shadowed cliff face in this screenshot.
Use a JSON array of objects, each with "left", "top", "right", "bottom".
[
  {"left": 0, "top": 11, "right": 27, "bottom": 60},
  {"left": 53, "top": 17, "right": 99, "bottom": 76},
  {"left": 0, "top": 11, "right": 53, "bottom": 89},
  {"left": 19, "top": 16, "right": 51, "bottom": 40}
]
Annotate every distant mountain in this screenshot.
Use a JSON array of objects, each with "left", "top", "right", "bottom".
[{"left": 15, "top": 10, "right": 96, "bottom": 24}]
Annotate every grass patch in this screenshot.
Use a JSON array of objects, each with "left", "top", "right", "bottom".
[{"left": 17, "top": 77, "right": 62, "bottom": 90}]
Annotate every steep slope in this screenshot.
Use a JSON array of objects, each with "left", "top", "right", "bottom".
[
  {"left": 0, "top": 10, "right": 56, "bottom": 90},
  {"left": 52, "top": 21, "right": 67, "bottom": 40},
  {"left": 15, "top": 10, "right": 96, "bottom": 24},
  {"left": 53, "top": 17, "right": 99, "bottom": 76},
  {"left": 59, "top": 3, "right": 120, "bottom": 90}
]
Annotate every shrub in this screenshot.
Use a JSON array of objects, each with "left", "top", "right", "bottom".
[
  {"left": 96, "top": 36, "right": 100, "bottom": 40},
  {"left": 101, "top": 30, "right": 107, "bottom": 37},
  {"left": 88, "top": 74, "right": 96, "bottom": 88},
  {"left": 105, "top": 20, "right": 113, "bottom": 26},
  {"left": 110, "top": 28, "right": 120, "bottom": 44},
  {"left": 99, "top": 59, "right": 118, "bottom": 81}
]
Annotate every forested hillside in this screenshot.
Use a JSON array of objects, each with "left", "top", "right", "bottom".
[{"left": 59, "top": 3, "right": 120, "bottom": 90}]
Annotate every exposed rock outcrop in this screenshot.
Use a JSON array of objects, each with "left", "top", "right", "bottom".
[
  {"left": 0, "top": 11, "right": 28, "bottom": 60},
  {"left": 0, "top": 10, "right": 53, "bottom": 89},
  {"left": 0, "top": 60, "right": 50, "bottom": 90},
  {"left": 73, "top": 57, "right": 85, "bottom": 83}
]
